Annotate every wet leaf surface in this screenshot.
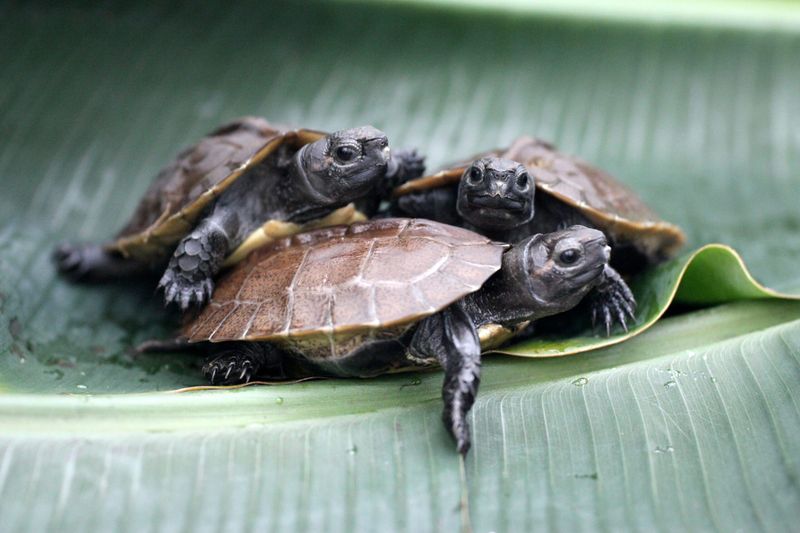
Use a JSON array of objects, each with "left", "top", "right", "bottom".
[{"left": 1, "top": 1, "right": 799, "bottom": 531}]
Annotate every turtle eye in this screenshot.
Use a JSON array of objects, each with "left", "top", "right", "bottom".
[
  {"left": 559, "top": 248, "right": 581, "bottom": 265},
  {"left": 516, "top": 172, "right": 530, "bottom": 191},
  {"left": 334, "top": 145, "right": 360, "bottom": 163},
  {"left": 467, "top": 165, "right": 483, "bottom": 185}
]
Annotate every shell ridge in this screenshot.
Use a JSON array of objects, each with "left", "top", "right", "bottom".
[
  {"left": 417, "top": 235, "right": 492, "bottom": 248},
  {"left": 241, "top": 302, "right": 263, "bottom": 339},
  {"left": 188, "top": 301, "right": 220, "bottom": 339},
  {"left": 366, "top": 284, "right": 380, "bottom": 326},
  {"left": 353, "top": 239, "right": 381, "bottom": 326},
  {"left": 449, "top": 255, "right": 503, "bottom": 269},
  {"left": 410, "top": 285, "right": 437, "bottom": 313},
  {"left": 354, "top": 238, "right": 377, "bottom": 284},
  {"left": 440, "top": 242, "right": 485, "bottom": 291},
  {"left": 283, "top": 247, "right": 312, "bottom": 335},
  {"left": 395, "top": 218, "right": 413, "bottom": 237},
  {"left": 406, "top": 254, "right": 450, "bottom": 285},
  {"left": 208, "top": 303, "right": 240, "bottom": 341}
]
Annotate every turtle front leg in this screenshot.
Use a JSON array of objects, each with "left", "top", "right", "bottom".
[
  {"left": 203, "top": 342, "right": 285, "bottom": 385},
  {"left": 410, "top": 303, "right": 481, "bottom": 455},
  {"left": 159, "top": 213, "right": 238, "bottom": 310},
  {"left": 358, "top": 148, "right": 427, "bottom": 217},
  {"left": 588, "top": 265, "right": 636, "bottom": 335},
  {"left": 388, "top": 148, "right": 426, "bottom": 185},
  {"left": 390, "top": 186, "right": 461, "bottom": 224}
]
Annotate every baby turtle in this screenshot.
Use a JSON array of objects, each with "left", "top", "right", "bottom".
[
  {"left": 54, "top": 117, "right": 424, "bottom": 309},
  {"left": 392, "top": 136, "right": 686, "bottom": 333},
  {"left": 177, "top": 218, "right": 610, "bottom": 454}
]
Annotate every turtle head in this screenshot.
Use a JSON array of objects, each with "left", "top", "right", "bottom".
[
  {"left": 457, "top": 157, "right": 534, "bottom": 231},
  {"left": 506, "top": 225, "right": 609, "bottom": 313},
  {"left": 298, "top": 125, "right": 391, "bottom": 206}
]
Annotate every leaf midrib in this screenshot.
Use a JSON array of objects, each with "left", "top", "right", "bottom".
[{"left": 1, "top": 299, "right": 798, "bottom": 436}]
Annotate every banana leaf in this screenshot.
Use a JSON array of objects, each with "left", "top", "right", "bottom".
[{"left": 1, "top": 1, "right": 799, "bottom": 531}]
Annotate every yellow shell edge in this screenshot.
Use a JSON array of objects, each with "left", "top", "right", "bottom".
[{"left": 221, "top": 204, "right": 367, "bottom": 268}]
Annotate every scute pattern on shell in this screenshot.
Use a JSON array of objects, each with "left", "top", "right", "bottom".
[
  {"left": 505, "top": 137, "right": 662, "bottom": 223},
  {"left": 185, "top": 219, "right": 507, "bottom": 343},
  {"left": 393, "top": 137, "right": 686, "bottom": 260},
  {"left": 116, "top": 117, "right": 283, "bottom": 238}
]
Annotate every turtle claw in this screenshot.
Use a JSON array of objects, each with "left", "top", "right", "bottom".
[
  {"left": 201, "top": 345, "right": 279, "bottom": 385},
  {"left": 239, "top": 360, "right": 253, "bottom": 383},
  {"left": 180, "top": 291, "right": 192, "bottom": 311},
  {"left": 203, "top": 353, "right": 257, "bottom": 386},
  {"left": 588, "top": 266, "right": 637, "bottom": 336},
  {"left": 158, "top": 269, "right": 215, "bottom": 310},
  {"left": 203, "top": 352, "right": 255, "bottom": 385}
]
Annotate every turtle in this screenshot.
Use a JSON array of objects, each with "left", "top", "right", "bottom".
[
  {"left": 53, "top": 116, "right": 425, "bottom": 309},
  {"left": 169, "top": 218, "right": 611, "bottom": 454},
  {"left": 390, "top": 136, "right": 686, "bottom": 333}
]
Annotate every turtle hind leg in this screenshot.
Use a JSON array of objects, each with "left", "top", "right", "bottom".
[
  {"left": 410, "top": 303, "right": 481, "bottom": 455},
  {"left": 589, "top": 265, "right": 637, "bottom": 335},
  {"left": 52, "top": 243, "right": 149, "bottom": 283},
  {"left": 202, "top": 342, "right": 285, "bottom": 386}
]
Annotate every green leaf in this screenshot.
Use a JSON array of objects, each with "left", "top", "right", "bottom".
[
  {"left": 1, "top": 1, "right": 800, "bottom": 531},
  {"left": 502, "top": 244, "right": 798, "bottom": 357}
]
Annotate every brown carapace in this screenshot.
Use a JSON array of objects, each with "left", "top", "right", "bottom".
[
  {"left": 185, "top": 218, "right": 506, "bottom": 344},
  {"left": 394, "top": 136, "right": 685, "bottom": 262},
  {"left": 111, "top": 117, "right": 327, "bottom": 263}
]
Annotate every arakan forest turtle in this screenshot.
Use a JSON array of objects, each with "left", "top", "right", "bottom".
[
  {"left": 175, "top": 218, "right": 610, "bottom": 454},
  {"left": 391, "top": 136, "right": 686, "bottom": 332},
  {"left": 54, "top": 117, "right": 424, "bottom": 309}
]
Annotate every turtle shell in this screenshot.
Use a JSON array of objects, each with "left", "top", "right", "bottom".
[
  {"left": 107, "top": 117, "right": 326, "bottom": 263},
  {"left": 184, "top": 218, "right": 507, "bottom": 343},
  {"left": 394, "top": 136, "right": 685, "bottom": 261}
]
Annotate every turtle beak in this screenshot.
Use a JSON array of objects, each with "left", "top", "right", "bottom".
[
  {"left": 488, "top": 180, "right": 507, "bottom": 197},
  {"left": 364, "top": 136, "right": 391, "bottom": 165}
]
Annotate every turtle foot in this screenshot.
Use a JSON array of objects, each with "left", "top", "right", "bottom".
[
  {"left": 442, "top": 399, "right": 474, "bottom": 456},
  {"left": 394, "top": 148, "right": 426, "bottom": 183},
  {"left": 441, "top": 357, "right": 481, "bottom": 456},
  {"left": 202, "top": 344, "right": 284, "bottom": 385},
  {"left": 589, "top": 267, "right": 636, "bottom": 336},
  {"left": 53, "top": 243, "right": 93, "bottom": 281},
  {"left": 158, "top": 269, "right": 214, "bottom": 311},
  {"left": 203, "top": 352, "right": 258, "bottom": 386},
  {"left": 52, "top": 243, "right": 143, "bottom": 283}
]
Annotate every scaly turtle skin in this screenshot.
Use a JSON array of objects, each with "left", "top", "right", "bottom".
[
  {"left": 391, "top": 136, "right": 686, "bottom": 333},
  {"left": 177, "top": 218, "right": 610, "bottom": 454},
  {"left": 53, "top": 117, "right": 425, "bottom": 309}
]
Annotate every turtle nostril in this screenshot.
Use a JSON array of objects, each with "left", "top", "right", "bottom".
[{"left": 489, "top": 181, "right": 505, "bottom": 196}]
